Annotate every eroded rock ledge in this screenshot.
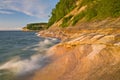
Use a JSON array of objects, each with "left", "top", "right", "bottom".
[
  {"left": 33, "top": 16, "right": 120, "bottom": 80},
  {"left": 32, "top": 26, "right": 120, "bottom": 80}
]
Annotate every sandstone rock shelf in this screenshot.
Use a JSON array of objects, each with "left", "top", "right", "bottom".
[{"left": 33, "top": 22, "right": 120, "bottom": 80}]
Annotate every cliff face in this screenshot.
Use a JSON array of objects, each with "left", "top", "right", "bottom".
[
  {"left": 48, "top": 0, "right": 120, "bottom": 29},
  {"left": 33, "top": 0, "right": 120, "bottom": 80}
]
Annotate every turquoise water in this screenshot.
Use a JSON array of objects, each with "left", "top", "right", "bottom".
[{"left": 0, "top": 31, "right": 59, "bottom": 80}]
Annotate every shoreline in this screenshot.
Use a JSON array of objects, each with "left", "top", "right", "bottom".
[
  {"left": 7, "top": 26, "right": 119, "bottom": 80},
  {"left": 0, "top": 31, "right": 61, "bottom": 80},
  {"left": 31, "top": 26, "right": 120, "bottom": 80},
  {"left": 17, "top": 17, "right": 120, "bottom": 80}
]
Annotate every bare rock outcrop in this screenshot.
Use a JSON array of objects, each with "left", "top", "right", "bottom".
[{"left": 33, "top": 28, "right": 120, "bottom": 80}]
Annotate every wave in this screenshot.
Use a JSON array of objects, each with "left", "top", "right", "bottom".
[
  {"left": 0, "top": 54, "right": 47, "bottom": 75},
  {"left": 0, "top": 38, "right": 60, "bottom": 76}
]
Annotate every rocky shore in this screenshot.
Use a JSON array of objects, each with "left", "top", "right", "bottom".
[{"left": 32, "top": 18, "right": 120, "bottom": 80}]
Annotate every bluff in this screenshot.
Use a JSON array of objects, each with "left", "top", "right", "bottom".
[
  {"left": 22, "top": 23, "right": 47, "bottom": 31},
  {"left": 33, "top": 0, "right": 120, "bottom": 80}
]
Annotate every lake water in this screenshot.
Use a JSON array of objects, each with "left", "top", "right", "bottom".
[{"left": 0, "top": 31, "right": 60, "bottom": 80}]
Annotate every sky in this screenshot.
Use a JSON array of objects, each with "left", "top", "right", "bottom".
[{"left": 0, "top": 0, "right": 59, "bottom": 30}]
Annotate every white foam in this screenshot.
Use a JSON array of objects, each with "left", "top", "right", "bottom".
[
  {"left": 44, "top": 39, "right": 52, "bottom": 44},
  {"left": 0, "top": 38, "right": 59, "bottom": 75},
  {"left": 35, "top": 33, "right": 41, "bottom": 36},
  {"left": 39, "top": 38, "right": 59, "bottom": 47},
  {"left": 23, "top": 38, "right": 59, "bottom": 51},
  {"left": 0, "top": 54, "right": 47, "bottom": 75}
]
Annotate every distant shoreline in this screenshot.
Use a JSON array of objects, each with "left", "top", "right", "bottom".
[{"left": 0, "top": 30, "right": 21, "bottom": 31}]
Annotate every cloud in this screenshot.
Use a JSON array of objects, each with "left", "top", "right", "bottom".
[
  {"left": 0, "top": 10, "right": 13, "bottom": 14},
  {"left": 0, "top": 0, "right": 54, "bottom": 18}
]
